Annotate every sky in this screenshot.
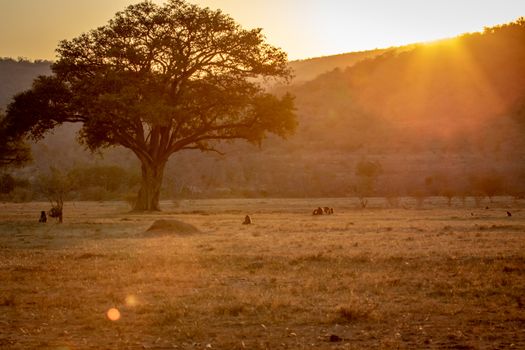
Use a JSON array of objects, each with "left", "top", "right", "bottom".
[{"left": 0, "top": 0, "right": 524, "bottom": 61}]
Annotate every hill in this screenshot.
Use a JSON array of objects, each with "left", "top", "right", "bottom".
[
  {"left": 287, "top": 48, "right": 388, "bottom": 82},
  {"left": 0, "top": 58, "right": 51, "bottom": 108},
  {"left": 288, "top": 19, "right": 525, "bottom": 153},
  {"left": 0, "top": 52, "right": 377, "bottom": 111}
]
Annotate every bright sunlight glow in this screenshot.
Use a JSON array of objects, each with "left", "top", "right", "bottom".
[{"left": 0, "top": 0, "right": 523, "bottom": 60}]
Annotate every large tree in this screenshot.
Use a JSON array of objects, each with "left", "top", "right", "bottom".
[
  {"left": 3, "top": 0, "right": 296, "bottom": 210},
  {"left": 0, "top": 111, "right": 31, "bottom": 167}
]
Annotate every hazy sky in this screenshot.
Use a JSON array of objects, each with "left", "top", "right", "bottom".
[{"left": 0, "top": 0, "right": 524, "bottom": 61}]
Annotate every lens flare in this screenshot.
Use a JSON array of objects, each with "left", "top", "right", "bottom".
[
  {"left": 106, "top": 307, "right": 121, "bottom": 321},
  {"left": 125, "top": 295, "right": 138, "bottom": 307}
]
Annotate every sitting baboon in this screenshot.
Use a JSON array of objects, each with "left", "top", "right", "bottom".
[
  {"left": 312, "top": 207, "right": 324, "bottom": 215},
  {"left": 38, "top": 211, "right": 47, "bottom": 223},
  {"left": 49, "top": 206, "right": 63, "bottom": 223},
  {"left": 507, "top": 211, "right": 512, "bottom": 217},
  {"left": 322, "top": 207, "right": 334, "bottom": 214},
  {"left": 243, "top": 215, "right": 252, "bottom": 225}
]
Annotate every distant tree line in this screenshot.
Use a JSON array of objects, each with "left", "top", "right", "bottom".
[
  {"left": 1, "top": 157, "right": 523, "bottom": 209},
  {"left": 0, "top": 57, "right": 51, "bottom": 107},
  {"left": 0, "top": 165, "right": 139, "bottom": 203}
]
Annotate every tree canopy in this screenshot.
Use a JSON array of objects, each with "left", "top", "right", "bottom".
[
  {"left": 0, "top": 111, "right": 31, "bottom": 168},
  {"left": 3, "top": 0, "right": 296, "bottom": 210}
]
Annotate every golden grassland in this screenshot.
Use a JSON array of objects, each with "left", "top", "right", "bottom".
[{"left": 0, "top": 198, "right": 524, "bottom": 349}]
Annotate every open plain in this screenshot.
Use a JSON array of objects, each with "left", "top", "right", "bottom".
[{"left": 0, "top": 198, "right": 524, "bottom": 349}]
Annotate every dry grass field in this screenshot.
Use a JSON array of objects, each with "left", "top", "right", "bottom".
[{"left": 0, "top": 198, "right": 524, "bottom": 349}]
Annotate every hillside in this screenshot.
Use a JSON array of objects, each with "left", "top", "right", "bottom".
[
  {"left": 2, "top": 19, "right": 525, "bottom": 200},
  {"left": 0, "top": 50, "right": 389, "bottom": 110},
  {"left": 288, "top": 19, "right": 525, "bottom": 152},
  {"left": 0, "top": 58, "right": 51, "bottom": 108},
  {"left": 287, "top": 48, "right": 387, "bottom": 82},
  {"left": 0, "top": 52, "right": 375, "bottom": 110}
]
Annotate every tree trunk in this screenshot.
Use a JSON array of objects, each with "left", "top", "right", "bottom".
[{"left": 134, "top": 161, "right": 166, "bottom": 211}]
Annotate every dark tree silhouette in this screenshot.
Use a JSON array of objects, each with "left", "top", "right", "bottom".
[
  {"left": 3, "top": 0, "right": 296, "bottom": 210},
  {"left": 0, "top": 112, "right": 31, "bottom": 168}
]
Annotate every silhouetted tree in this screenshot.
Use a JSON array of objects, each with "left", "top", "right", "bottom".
[
  {"left": 36, "top": 167, "right": 71, "bottom": 223},
  {"left": 0, "top": 112, "right": 31, "bottom": 168},
  {"left": 355, "top": 160, "right": 382, "bottom": 191},
  {"left": 513, "top": 101, "right": 525, "bottom": 128},
  {"left": 0, "top": 173, "right": 16, "bottom": 194},
  {"left": 472, "top": 174, "right": 505, "bottom": 203},
  {"left": 3, "top": 0, "right": 296, "bottom": 211},
  {"left": 353, "top": 159, "right": 382, "bottom": 208}
]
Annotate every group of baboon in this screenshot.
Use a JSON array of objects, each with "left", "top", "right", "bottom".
[
  {"left": 312, "top": 206, "right": 334, "bottom": 215},
  {"left": 38, "top": 207, "right": 62, "bottom": 223},
  {"left": 241, "top": 206, "right": 334, "bottom": 224}
]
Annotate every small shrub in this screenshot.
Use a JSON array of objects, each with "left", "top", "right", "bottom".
[
  {"left": 411, "top": 190, "right": 427, "bottom": 208},
  {"left": 333, "top": 301, "right": 375, "bottom": 323},
  {"left": 124, "top": 193, "right": 137, "bottom": 209},
  {"left": 0, "top": 295, "right": 15, "bottom": 306},
  {"left": 0, "top": 173, "right": 15, "bottom": 194},
  {"left": 441, "top": 188, "right": 455, "bottom": 207},
  {"left": 78, "top": 186, "right": 113, "bottom": 201},
  {"left": 473, "top": 193, "right": 485, "bottom": 207},
  {"left": 385, "top": 195, "right": 400, "bottom": 208},
  {"left": 215, "top": 303, "right": 246, "bottom": 317},
  {"left": 9, "top": 187, "right": 33, "bottom": 203}
]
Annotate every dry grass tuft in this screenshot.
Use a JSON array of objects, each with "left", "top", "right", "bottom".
[
  {"left": 333, "top": 298, "right": 377, "bottom": 323},
  {"left": 0, "top": 295, "right": 16, "bottom": 306}
]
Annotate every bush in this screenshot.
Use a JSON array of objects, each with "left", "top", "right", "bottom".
[
  {"left": 0, "top": 174, "right": 15, "bottom": 194},
  {"left": 77, "top": 186, "right": 113, "bottom": 201},
  {"left": 9, "top": 187, "right": 33, "bottom": 203},
  {"left": 125, "top": 193, "right": 137, "bottom": 209},
  {"left": 469, "top": 173, "right": 505, "bottom": 202},
  {"left": 355, "top": 160, "right": 383, "bottom": 178},
  {"left": 67, "top": 165, "right": 138, "bottom": 193}
]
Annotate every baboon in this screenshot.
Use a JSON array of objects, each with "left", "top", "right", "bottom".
[
  {"left": 507, "top": 211, "right": 512, "bottom": 217},
  {"left": 38, "top": 211, "right": 47, "bottom": 223},
  {"left": 323, "top": 207, "right": 334, "bottom": 214},
  {"left": 312, "top": 207, "right": 324, "bottom": 215},
  {"left": 242, "top": 215, "right": 252, "bottom": 225},
  {"left": 49, "top": 206, "right": 63, "bottom": 223}
]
